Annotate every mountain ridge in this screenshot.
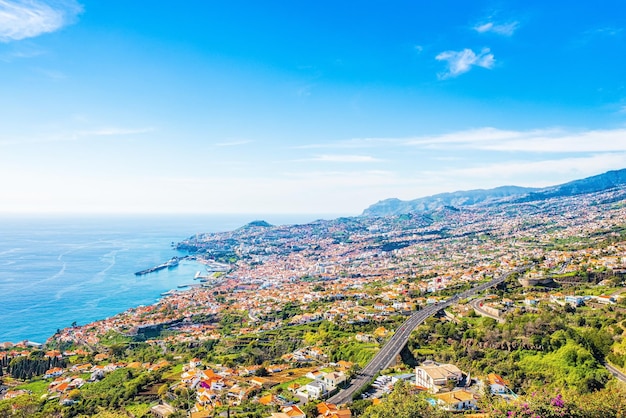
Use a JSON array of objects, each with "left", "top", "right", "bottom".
[{"left": 362, "top": 168, "right": 626, "bottom": 217}]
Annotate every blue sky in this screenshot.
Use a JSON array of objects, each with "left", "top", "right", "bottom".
[{"left": 1, "top": 1, "right": 626, "bottom": 216}]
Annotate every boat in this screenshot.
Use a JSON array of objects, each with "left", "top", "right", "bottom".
[
  {"left": 135, "top": 257, "right": 180, "bottom": 276},
  {"left": 166, "top": 257, "right": 180, "bottom": 269}
]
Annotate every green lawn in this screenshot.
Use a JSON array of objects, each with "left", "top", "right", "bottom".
[
  {"left": 15, "top": 379, "right": 50, "bottom": 397},
  {"left": 274, "top": 376, "right": 313, "bottom": 391},
  {"left": 100, "top": 330, "right": 133, "bottom": 346},
  {"left": 163, "top": 363, "right": 184, "bottom": 380},
  {"left": 125, "top": 402, "right": 152, "bottom": 417}
]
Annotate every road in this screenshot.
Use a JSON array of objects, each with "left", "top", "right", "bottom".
[
  {"left": 605, "top": 363, "right": 626, "bottom": 383},
  {"left": 328, "top": 268, "right": 523, "bottom": 405},
  {"left": 470, "top": 297, "right": 505, "bottom": 323},
  {"left": 611, "top": 287, "right": 626, "bottom": 298}
]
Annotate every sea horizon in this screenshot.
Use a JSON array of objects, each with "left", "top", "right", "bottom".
[{"left": 0, "top": 213, "right": 343, "bottom": 344}]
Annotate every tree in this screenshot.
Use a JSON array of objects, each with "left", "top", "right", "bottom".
[
  {"left": 347, "top": 363, "right": 361, "bottom": 379},
  {"left": 362, "top": 381, "right": 450, "bottom": 418},
  {"left": 486, "top": 388, "right": 626, "bottom": 418},
  {"left": 158, "top": 383, "right": 169, "bottom": 400},
  {"left": 109, "top": 343, "right": 127, "bottom": 358},
  {"left": 68, "top": 389, "right": 81, "bottom": 400},
  {"left": 350, "top": 399, "right": 373, "bottom": 416},
  {"left": 302, "top": 401, "right": 320, "bottom": 418},
  {"left": 84, "top": 409, "right": 130, "bottom": 418},
  {"left": 5, "top": 394, "right": 39, "bottom": 418},
  {"left": 255, "top": 366, "right": 269, "bottom": 377}
]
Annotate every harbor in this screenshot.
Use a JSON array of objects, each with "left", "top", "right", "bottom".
[{"left": 193, "top": 259, "right": 231, "bottom": 282}]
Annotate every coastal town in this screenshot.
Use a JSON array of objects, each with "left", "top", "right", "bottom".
[
  {"left": 4, "top": 0, "right": 626, "bottom": 416},
  {"left": 2, "top": 183, "right": 626, "bottom": 417},
  {"left": 49, "top": 186, "right": 626, "bottom": 345}
]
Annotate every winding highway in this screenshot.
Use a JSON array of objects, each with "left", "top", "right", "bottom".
[{"left": 328, "top": 268, "right": 524, "bottom": 405}]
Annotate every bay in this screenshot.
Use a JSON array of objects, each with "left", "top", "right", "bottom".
[{"left": 0, "top": 214, "right": 324, "bottom": 343}]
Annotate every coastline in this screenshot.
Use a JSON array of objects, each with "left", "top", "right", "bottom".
[
  {"left": 49, "top": 255, "right": 231, "bottom": 348},
  {"left": 0, "top": 214, "right": 330, "bottom": 344},
  {"left": 0, "top": 216, "right": 225, "bottom": 344},
  {"left": 0, "top": 256, "right": 209, "bottom": 346}
]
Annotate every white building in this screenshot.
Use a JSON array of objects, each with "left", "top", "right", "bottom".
[
  {"left": 415, "top": 361, "right": 463, "bottom": 393},
  {"left": 433, "top": 389, "right": 477, "bottom": 410},
  {"left": 323, "top": 371, "right": 346, "bottom": 388},
  {"left": 296, "top": 380, "right": 328, "bottom": 400}
]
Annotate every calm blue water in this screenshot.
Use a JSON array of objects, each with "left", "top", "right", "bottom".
[{"left": 0, "top": 214, "right": 327, "bottom": 343}]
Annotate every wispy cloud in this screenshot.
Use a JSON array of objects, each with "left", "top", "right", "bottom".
[
  {"left": 296, "top": 85, "right": 312, "bottom": 97},
  {"left": 0, "top": 43, "right": 45, "bottom": 62},
  {"left": 309, "top": 154, "right": 382, "bottom": 163},
  {"left": 33, "top": 67, "right": 66, "bottom": 80},
  {"left": 474, "top": 21, "right": 519, "bottom": 36},
  {"left": 283, "top": 169, "right": 392, "bottom": 180},
  {"left": 405, "top": 127, "right": 626, "bottom": 152},
  {"left": 294, "top": 138, "right": 396, "bottom": 150},
  {"left": 215, "top": 139, "right": 252, "bottom": 147},
  {"left": 429, "top": 153, "right": 626, "bottom": 186},
  {"left": 589, "top": 27, "right": 623, "bottom": 37},
  {"left": 0, "top": 0, "right": 82, "bottom": 42},
  {"left": 297, "top": 127, "right": 626, "bottom": 155},
  {"left": 0, "top": 126, "right": 153, "bottom": 146},
  {"left": 435, "top": 48, "right": 495, "bottom": 79},
  {"left": 582, "top": 27, "right": 623, "bottom": 40},
  {"left": 573, "top": 26, "right": 624, "bottom": 48},
  {"left": 78, "top": 127, "right": 153, "bottom": 137}
]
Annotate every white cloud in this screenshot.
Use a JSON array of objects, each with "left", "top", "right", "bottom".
[
  {"left": 435, "top": 48, "right": 495, "bottom": 79},
  {"left": 0, "top": 0, "right": 82, "bottom": 42},
  {"left": 429, "top": 153, "right": 626, "bottom": 187},
  {"left": 406, "top": 127, "right": 529, "bottom": 146},
  {"left": 310, "top": 155, "right": 382, "bottom": 163},
  {"left": 297, "top": 127, "right": 626, "bottom": 155},
  {"left": 474, "top": 21, "right": 519, "bottom": 36},
  {"left": 405, "top": 127, "right": 626, "bottom": 153}
]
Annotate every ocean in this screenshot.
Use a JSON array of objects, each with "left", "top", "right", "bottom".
[{"left": 0, "top": 214, "right": 327, "bottom": 344}]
